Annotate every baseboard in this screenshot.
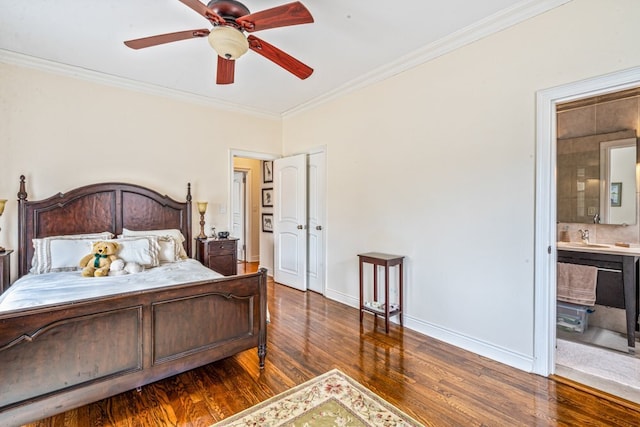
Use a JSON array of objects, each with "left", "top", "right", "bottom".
[
  {"left": 404, "top": 316, "right": 534, "bottom": 372},
  {"left": 324, "top": 288, "right": 534, "bottom": 373}
]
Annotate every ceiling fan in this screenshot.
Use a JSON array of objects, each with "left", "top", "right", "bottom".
[{"left": 124, "top": 0, "right": 314, "bottom": 85}]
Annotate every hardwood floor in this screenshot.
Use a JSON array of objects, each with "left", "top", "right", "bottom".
[{"left": 25, "top": 263, "right": 640, "bottom": 426}]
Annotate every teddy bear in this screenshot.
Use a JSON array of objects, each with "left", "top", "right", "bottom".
[
  {"left": 108, "top": 258, "right": 144, "bottom": 276},
  {"left": 108, "top": 258, "right": 127, "bottom": 276},
  {"left": 79, "top": 241, "right": 120, "bottom": 277}
]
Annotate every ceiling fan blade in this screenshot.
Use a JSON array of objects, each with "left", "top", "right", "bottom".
[
  {"left": 217, "top": 56, "right": 235, "bottom": 84},
  {"left": 248, "top": 35, "right": 313, "bottom": 80},
  {"left": 124, "top": 29, "right": 210, "bottom": 49},
  {"left": 179, "top": 0, "right": 225, "bottom": 24},
  {"left": 237, "top": 1, "right": 313, "bottom": 32}
]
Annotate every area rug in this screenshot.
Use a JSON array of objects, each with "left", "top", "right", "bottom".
[{"left": 212, "top": 369, "right": 424, "bottom": 426}]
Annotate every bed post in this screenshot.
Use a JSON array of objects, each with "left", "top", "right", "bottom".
[
  {"left": 258, "top": 267, "right": 268, "bottom": 369},
  {"left": 186, "top": 183, "right": 192, "bottom": 258},
  {"left": 17, "top": 175, "right": 28, "bottom": 278}
]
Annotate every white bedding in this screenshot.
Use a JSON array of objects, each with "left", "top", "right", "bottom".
[{"left": 0, "top": 259, "right": 224, "bottom": 312}]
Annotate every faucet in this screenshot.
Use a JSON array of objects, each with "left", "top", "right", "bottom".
[
  {"left": 593, "top": 212, "right": 600, "bottom": 224},
  {"left": 578, "top": 229, "right": 589, "bottom": 244}
]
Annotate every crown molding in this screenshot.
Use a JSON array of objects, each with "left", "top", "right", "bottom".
[
  {"left": 1, "top": 0, "right": 571, "bottom": 121},
  {"left": 283, "top": 0, "right": 572, "bottom": 118},
  {"left": 0, "top": 49, "right": 280, "bottom": 120}
]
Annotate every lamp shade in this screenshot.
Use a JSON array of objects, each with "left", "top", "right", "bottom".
[
  {"left": 208, "top": 26, "right": 249, "bottom": 60},
  {"left": 0, "top": 199, "right": 6, "bottom": 216},
  {"left": 197, "top": 201, "right": 208, "bottom": 214}
]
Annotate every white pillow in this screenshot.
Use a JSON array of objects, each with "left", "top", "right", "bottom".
[
  {"left": 31, "top": 232, "right": 115, "bottom": 274},
  {"left": 118, "top": 234, "right": 180, "bottom": 263},
  {"left": 156, "top": 236, "right": 181, "bottom": 263},
  {"left": 101, "top": 236, "right": 160, "bottom": 268},
  {"left": 121, "top": 228, "right": 188, "bottom": 259}
]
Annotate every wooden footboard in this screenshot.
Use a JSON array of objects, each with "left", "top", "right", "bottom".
[{"left": 0, "top": 269, "right": 267, "bottom": 426}]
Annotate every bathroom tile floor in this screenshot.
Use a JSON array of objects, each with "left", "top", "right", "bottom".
[{"left": 556, "top": 327, "right": 640, "bottom": 404}]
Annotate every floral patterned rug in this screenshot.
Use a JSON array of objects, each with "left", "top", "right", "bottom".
[{"left": 212, "top": 369, "right": 424, "bottom": 426}]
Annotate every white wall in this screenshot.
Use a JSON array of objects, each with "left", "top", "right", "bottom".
[
  {"left": 282, "top": 0, "right": 640, "bottom": 370},
  {"left": 0, "top": 63, "right": 282, "bottom": 279}
]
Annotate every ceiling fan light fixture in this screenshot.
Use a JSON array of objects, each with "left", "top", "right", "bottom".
[{"left": 208, "top": 26, "right": 248, "bottom": 60}]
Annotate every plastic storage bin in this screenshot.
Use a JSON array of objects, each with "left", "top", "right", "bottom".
[{"left": 557, "top": 301, "right": 591, "bottom": 333}]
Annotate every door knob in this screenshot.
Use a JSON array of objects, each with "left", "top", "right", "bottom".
[
  {"left": 316, "top": 225, "right": 322, "bottom": 230},
  {"left": 297, "top": 225, "right": 304, "bottom": 229}
]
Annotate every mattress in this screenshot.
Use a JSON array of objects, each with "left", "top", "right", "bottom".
[{"left": 0, "top": 259, "right": 223, "bottom": 312}]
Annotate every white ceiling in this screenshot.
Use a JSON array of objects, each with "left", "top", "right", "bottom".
[{"left": 0, "top": 0, "right": 566, "bottom": 117}]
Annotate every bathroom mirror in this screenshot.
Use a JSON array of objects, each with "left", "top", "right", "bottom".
[{"left": 557, "top": 132, "right": 639, "bottom": 225}]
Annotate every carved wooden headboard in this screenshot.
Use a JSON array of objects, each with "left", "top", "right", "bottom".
[{"left": 17, "top": 175, "right": 192, "bottom": 277}]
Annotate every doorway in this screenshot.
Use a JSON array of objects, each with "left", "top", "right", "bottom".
[
  {"left": 554, "top": 90, "right": 640, "bottom": 402},
  {"left": 533, "top": 66, "right": 640, "bottom": 401},
  {"left": 231, "top": 153, "right": 272, "bottom": 271},
  {"left": 229, "top": 149, "right": 326, "bottom": 290},
  {"left": 232, "top": 169, "right": 248, "bottom": 262}
]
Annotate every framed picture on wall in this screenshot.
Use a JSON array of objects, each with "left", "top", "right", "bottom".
[
  {"left": 262, "top": 188, "right": 273, "bottom": 207},
  {"left": 262, "top": 213, "right": 273, "bottom": 233},
  {"left": 263, "top": 161, "right": 273, "bottom": 183},
  {"left": 611, "top": 182, "right": 622, "bottom": 207}
]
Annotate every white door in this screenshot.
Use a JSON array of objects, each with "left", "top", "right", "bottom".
[
  {"left": 307, "top": 152, "right": 326, "bottom": 294},
  {"left": 232, "top": 170, "right": 246, "bottom": 261},
  {"left": 274, "top": 154, "right": 307, "bottom": 290}
]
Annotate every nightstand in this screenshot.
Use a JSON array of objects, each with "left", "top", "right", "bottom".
[
  {"left": 195, "top": 238, "right": 238, "bottom": 276},
  {"left": 0, "top": 250, "right": 13, "bottom": 294}
]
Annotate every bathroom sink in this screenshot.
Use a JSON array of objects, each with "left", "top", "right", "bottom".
[
  {"left": 558, "top": 241, "right": 640, "bottom": 256},
  {"left": 559, "top": 242, "right": 610, "bottom": 249}
]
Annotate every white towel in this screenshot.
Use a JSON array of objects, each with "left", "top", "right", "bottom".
[{"left": 557, "top": 262, "right": 598, "bottom": 306}]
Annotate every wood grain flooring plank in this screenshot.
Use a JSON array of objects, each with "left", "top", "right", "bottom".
[{"left": 22, "top": 265, "right": 640, "bottom": 426}]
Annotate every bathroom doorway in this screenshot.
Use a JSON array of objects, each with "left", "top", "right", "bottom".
[
  {"left": 554, "top": 89, "right": 640, "bottom": 402},
  {"left": 533, "top": 68, "right": 640, "bottom": 403}
]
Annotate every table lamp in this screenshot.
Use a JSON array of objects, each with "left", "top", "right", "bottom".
[
  {"left": 0, "top": 199, "right": 6, "bottom": 252},
  {"left": 197, "top": 201, "right": 208, "bottom": 240}
]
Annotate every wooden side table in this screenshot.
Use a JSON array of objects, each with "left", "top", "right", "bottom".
[
  {"left": 195, "top": 238, "right": 238, "bottom": 276},
  {"left": 0, "top": 250, "right": 13, "bottom": 294},
  {"left": 358, "top": 252, "right": 404, "bottom": 333}
]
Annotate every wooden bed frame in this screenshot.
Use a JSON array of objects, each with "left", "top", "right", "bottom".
[{"left": 0, "top": 176, "right": 267, "bottom": 426}]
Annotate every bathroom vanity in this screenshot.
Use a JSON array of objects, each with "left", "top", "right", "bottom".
[{"left": 557, "top": 242, "right": 639, "bottom": 348}]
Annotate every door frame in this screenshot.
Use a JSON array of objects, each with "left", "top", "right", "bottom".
[
  {"left": 228, "top": 149, "right": 280, "bottom": 218},
  {"left": 232, "top": 168, "right": 249, "bottom": 261},
  {"left": 229, "top": 150, "right": 280, "bottom": 271},
  {"left": 533, "top": 66, "right": 640, "bottom": 375},
  {"left": 228, "top": 147, "right": 327, "bottom": 291}
]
